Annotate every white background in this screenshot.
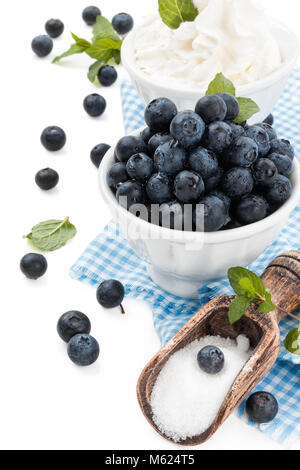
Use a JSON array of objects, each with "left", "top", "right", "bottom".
[{"left": 1, "top": 0, "right": 299, "bottom": 451}]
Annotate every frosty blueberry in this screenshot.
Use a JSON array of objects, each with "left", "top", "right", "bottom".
[
  {"left": 67, "top": 334, "right": 99, "bottom": 366},
  {"left": 126, "top": 153, "right": 154, "bottom": 182},
  {"left": 246, "top": 392, "right": 278, "bottom": 423},
  {"left": 217, "top": 92, "right": 240, "bottom": 121},
  {"left": 170, "top": 111, "right": 205, "bottom": 149},
  {"left": 98, "top": 65, "right": 118, "bottom": 87},
  {"left": 235, "top": 194, "right": 268, "bottom": 225},
  {"left": 145, "top": 98, "right": 177, "bottom": 132},
  {"left": 41, "top": 126, "right": 66, "bottom": 151},
  {"left": 57, "top": 311, "right": 91, "bottom": 343},
  {"left": 197, "top": 345, "right": 225, "bottom": 374},
  {"left": 35, "top": 168, "right": 59, "bottom": 190},
  {"left": 115, "top": 136, "right": 147, "bottom": 162},
  {"left": 195, "top": 95, "right": 227, "bottom": 124},
  {"left": 154, "top": 141, "right": 187, "bottom": 176},
  {"left": 222, "top": 168, "right": 254, "bottom": 199},
  {"left": 146, "top": 173, "right": 173, "bottom": 203},
  {"left": 188, "top": 147, "right": 219, "bottom": 180},
  {"left": 31, "top": 35, "right": 53, "bottom": 57},
  {"left": 90, "top": 143, "right": 111, "bottom": 168},
  {"left": 96, "top": 280, "right": 125, "bottom": 310},
  {"left": 45, "top": 19, "right": 64, "bottom": 38},
  {"left": 82, "top": 6, "right": 101, "bottom": 25},
  {"left": 112, "top": 13, "right": 134, "bottom": 35},
  {"left": 267, "top": 152, "right": 292, "bottom": 177},
  {"left": 83, "top": 94, "right": 106, "bottom": 117},
  {"left": 20, "top": 253, "right": 48, "bottom": 280},
  {"left": 106, "top": 162, "right": 128, "bottom": 191},
  {"left": 193, "top": 195, "right": 227, "bottom": 232},
  {"left": 174, "top": 171, "right": 205, "bottom": 204},
  {"left": 204, "top": 121, "right": 233, "bottom": 154}
]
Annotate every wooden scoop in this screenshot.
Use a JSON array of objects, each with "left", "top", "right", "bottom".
[{"left": 137, "top": 250, "right": 300, "bottom": 446}]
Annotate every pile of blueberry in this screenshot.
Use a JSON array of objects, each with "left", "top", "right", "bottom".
[{"left": 107, "top": 95, "right": 294, "bottom": 232}]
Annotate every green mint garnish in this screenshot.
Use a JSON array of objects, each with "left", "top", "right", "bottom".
[
  {"left": 25, "top": 217, "right": 76, "bottom": 252},
  {"left": 158, "top": 0, "right": 198, "bottom": 30},
  {"left": 284, "top": 325, "right": 300, "bottom": 355}
]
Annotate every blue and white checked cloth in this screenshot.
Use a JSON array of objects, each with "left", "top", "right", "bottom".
[{"left": 71, "top": 70, "right": 300, "bottom": 447}]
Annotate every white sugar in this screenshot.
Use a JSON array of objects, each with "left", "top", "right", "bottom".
[{"left": 151, "top": 335, "right": 252, "bottom": 442}]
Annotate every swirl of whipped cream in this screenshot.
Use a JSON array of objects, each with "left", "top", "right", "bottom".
[{"left": 133, "top": 0, "right": 282, "bottom": 89}]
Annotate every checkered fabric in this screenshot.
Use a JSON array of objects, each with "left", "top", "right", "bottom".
[{"left": 71, "top": 70, "right": 300, "bottom": 447}]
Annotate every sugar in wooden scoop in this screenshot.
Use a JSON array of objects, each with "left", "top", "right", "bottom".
[{"left": 150, "top": 335, "right": 252, "bottom": 442}]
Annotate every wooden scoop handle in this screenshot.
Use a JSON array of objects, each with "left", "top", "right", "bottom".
[{"left": 261, "top": 251, "right": 300, "bottom": 322}]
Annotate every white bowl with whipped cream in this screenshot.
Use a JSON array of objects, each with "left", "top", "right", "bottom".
[{"left": 122, "top": 0, "right": 299, "bottom": 122}]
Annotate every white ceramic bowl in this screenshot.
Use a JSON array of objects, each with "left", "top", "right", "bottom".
[
  {"left": 122, "top": 19, "right": 300, "bottom": 123},
  {"left": 99, "top": 129, "right": 300, "bottom": 299}
]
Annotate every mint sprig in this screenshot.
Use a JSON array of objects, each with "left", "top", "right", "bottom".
[
  {"left": 284, "top": 325, "right": 300, "bottom": 355},
  {"left": 25, "top": 217, "right": 76, "bottom": 252},
  {"left": 158, "top": 0, "right": 198, "bottom": 29},
  {"left": 205, "top": 73, "right": 260, "bottom": 124}
]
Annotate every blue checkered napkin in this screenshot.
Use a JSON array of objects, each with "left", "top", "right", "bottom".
[{"left": 71, "top": 70, "right": 300, "bottom": 447}]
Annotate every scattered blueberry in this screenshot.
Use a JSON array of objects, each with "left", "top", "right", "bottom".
[
  {"left": 246, "top": 391, "right": 278, "bottom": 423},
  {"left": 253, "top": 158, "right": 278, "bottom": 187},
  {"left": 148, "top": 132, "right": 173, "bottom": 157},
  {"left": 20, "top": 253, "right": 48, "bottom": 280},
  {"left": 203, "top": 167, "right": 223, "bottom": 192},
  {"left": 106, "top": 162, "right": 128, "bottom": 191},
  {"left": 204, "top": 121, "right": 233, "bottom": 154},
  {"left": 57, "top": 311, "right": 91, "bottom": 343},
  {"left": 269, "top": 138, "right": 294, "bottom": 160},
  {"left": 224, "top": 136, "right": 258, "bottom": 168},
  {"left": 41, "top": 126, "right": 66, "bottom": 151},
  {"left": 217, "top": 93, "right": 240, "bottom": 121},
  {"left": 188, "top": 147, "right": 219, "bottom": 179},
  {"left": 197, "top": 345, "right": 224, "bottom": 374},
  {"left": 264, "top": 174, "right": 292, "bottom": 205},
  {"left": 245, "top": 125, "right": 270, "bottom": 156},
  {"left": 145, "top": 98, "right": 177, "bottom": 132},
  {"left": 115, "top": 135, "right": 147, "bottom": 162},
  {"left": 174, "top": 170, "right": 205, "bottom": 203},
  {"left": 195, "top": 95, "right": 227, "bottom": 124},
  {"left": 263, "top": 114, "right": 274, "bottom": 126},
  {"left": 35, "top": 168, "right": 59, "bottom": 190},
  {"left": 267, "top": 152, "right": 292, "bottom": 177},
  {"left": 222, "top": 167, "right": 254, "bottom": 199},
  {"left": 146, "top": 173, "right": 173, "bottom": 203},
  {"left": 126, "top": 153, "right": 154, "bottom": 182},
  {"left": 83, "top": 93, "right": 106, "bottom": 117},
  {"left": 159, "top": 201, "right": 186, "bottom": 230},
  {"left": 116, "top": 180, "right": 145, "bottom": 208},
  {"left": 112, "top": 13, "right": 134, "bottom": 35},
  {"left": 82, "top": 6, "right": 101, "bottom": 25},
  {"left": 193, "top": 195, "right": 227, "bottom": 231},
  {"left": 256, "top": 122, "right": 277, "bottom": 141},
  {"left": 140, "top": 127, "right": 155, "bottom": 144},
  {"left": 97, "top": 65, "right": 118, "bottom": 87},
  {"left": 31, "top": 35, "right": 53, "bottom": 57},
  {"left": 45, "top": 19, "right": 64, "bottom": 38},
  {"left": 90, "top": 143, "right": 111, "bottom": 168},
  {"left": 67, "top": 334, "right": 99, "bottom": 366},
  {"left": 96, "top": 279, "right": 125, "bottom": 313},
  {"left": 235, "top": 194, "right": 268, "bottom": 225},
  {"left": 170, "top": 111, "right": 205, "bottom": 149},
  {"left": 154, "top": 141, "right": 187, "bottom": 176}
]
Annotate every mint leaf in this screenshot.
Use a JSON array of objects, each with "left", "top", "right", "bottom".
[
  {"left": 53, "top": 33, "right": 91, "bottom": 63},
  {"left": 206, "top": 73, "right": 236, "bottom": 96},
  {"left": 235, "top": 97, "right": 260, "bottom": 124},
  {"left": 92, "top": 16, "right": 120, "bottom": 42},
  {"left": 258, "top": 292, "right": 276, "bottom": 313},
  {"left": 26, "top": 217, "right": 76, "bottom": 252},
  {"left": 239, "top": 277, "right": 256, "bottom": 297},
  {"left": 158, "top": 0, "right": 198, "bottom": 29},
  {"left": 71, "top": 33, "right": 91, "bottom": 49},
  {"left": 86, "top": 38, "right": 122, "bottom": 62},
  {"left": 284, "top": 324, "right": 300, "bottom": 355},
  {"left": 88, "top": 61, "right": 104, "bottom": 83},
  {"left": 228, "top": 267, "right": 266, "bottom": 298},
  {"left": 228, "top": 296, "right": 252, "bottom": 324},
  {"left": 112, "top": 49, "right": 121, "bottom": 65}
]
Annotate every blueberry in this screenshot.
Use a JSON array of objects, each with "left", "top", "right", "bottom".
[
  {"left": 246, "top": 391, "right": 278, "bottom": 423},
  {"left": 140, "top": 127, "right": 155, "bottom": 144},
  {"left": 263, "top": 114, "right": 274, "bottom": 126},
  {"left": 41, "top": 126, "right": 66, "bottom": 151},
  {"left": 148, "top": 132, "right": 173, "bottom": 157},
  {"left": 20, "top": 253, "right": 47, "bottom": 279},
  {"left": 203, "top": 167, "right": 223, "bottom": 192},
  {"left": 83, "top": 93, "right": 106, "bottom": 117},
  {"left": 174, "top": 170, "right": 205, "bottom": 203},
  {"left": 197, "top": 346, "right": 224, "bottom": 374},
  {"left": 82, "top": 6, "right": 101, "bottom": 25},
  {"left": 195, "top": 94, "right": 227, "bottom": 124},
  {"left": 204, "top": 121, "right": 233, "bottom": 154},
  {"left": 235, "top": 194, "right": 268, "bottom": 225},
  {"left": 170, "top": 111, "right": 205, "bottom": 149},
  {"left": 209, "top": 189, "right": 231, "bottom": 212},
  {"left": 116, "top": 180, "right": 146, "bottom": 208},
  {"left": 222, "top": 167, "right": 254, "bottom": 199},
  {"left": 253, "top": 158, "right": 278, "bottom": 187},
  {"left": 57, "top": 311, "right": 91, "bottom": 343},
  {"left": 217, "top": 93, "right": 240, "bottom": 121},
  {"left": 90, "top": 143, "right": 111, "bottom": 168},
  {"left": 115, "top": 136, "right": 147, "bottom": 162},
  {"left": 106, "top": 162, "right": 128, "bottom": 191},
  {"left": 35, "top": 168, "right": 59, "bottom": 190},
  {"left": 154, "top": 141, "right": 187, "bottom": 176},
  {"left": 245, "top": 125, "right": 270, "bottom": 156},
  {"left": 146, "top": 173, "right": 173, "bottom": 203},
  {"left": 225, "top": 121, "right": 246, "bottom": 140},
  {"left": 223, "top": 218, "right": 242, "bottom": 230},
  {"left": 45, "top": 19, "right": 64, "bottom": 38},
  {"left": 193, "top": 195, "right": 227, "bottom": 232},
  {"left": 269, "top": 138, "right": 294, "bottom": 160},
  {"left": 144, "top": 98, "right": 177, "bottom": 132},
  {"left": 267, "top": 152, "right": 292, "bottom": 177},
  {"left": 31, "top": 35, "right": 53, "bottom": 57},
  {"left": 97, "top": 65, "right": 118, "bottom": 87},
  {"left": 112, "top": 13, "right": 134, "bottom": 35},
  {"left": 256, "top": 122, "right": 277, "bottom": 141},
  {"left": 188, "top": 147, "right": 219, "bottom": 179},
  {"left": 67, "top": 334, "right": 99, "bottom": 366},
  {"left": 224, "top": 136, "right": 258, "bottom": 168},
  {"left": 159, "top": 201, "right": 187, "bottom": 231},
  {"left": 264, "top": 175, "right": 292, "bottom": 205},
  {"left": 126, "top": 153, "right": 154, "bottom": 181},
  {"left": 96, "top": 279, "right": 125, "bottom": 309}
]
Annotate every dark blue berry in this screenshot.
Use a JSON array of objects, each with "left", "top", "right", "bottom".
[
  {"left": 170, "top": 111, "right": 205, "bottom": 149},
  {"left": 204, "top": 121, "right": 233, "bottom": 154},
  {"left": 217, "top": 93, "right": 240, "bottom": 121},
  {"left": 145, "top": 98, "right": 177, "bottom": 132},
  {"left": 97, "top": 65, "right": 118, "bottom": 87},
  {"left": 263, "top": 114, "right": 274, "bottom": 126},
  {"left": 174, "top": 170, "right": 205, "bottom": 203},
  {"left": 82, "top": 6, "right": 101, "bottom": 25},
  {"left": 235, "top": 194, "right": 268, "bottom": 225},
  {"left": 267, "top": 152, "right": 292, "bottom": 177},
  {"left": 154, "top": 141, "right": 187, "bottom": 176},
  {"left": 223, "top": 218, "right": 242, "bottom": 230},
  {"left": 264, "top": 175, "right": 292, "bottom": 205},
  {"left": 67, "top": 334, "right": 99, "bottom": 366},
  {"left": 269, "top": 138, "right": 294, "bottom": 160},
  {"left": 203, "top": 167, "right": 223, "bottom": 192},
  {"left": 209, "top": 189, "right": 231, "bottom": 212},
  {"left": 57, "top": 311, "right": 91, "bottom": 343},
  {"left": 35, "top": 168, "right": 59, "bottom": 190},
  {"left": 245, "top": 125, "right": 270, "bottom": 157},
  {"left": 96, "top": 279, "right": 125, "bottom": 309},
  {"left": 224, "top": 136, "right": 258, "bottom": 168},
  {"left": 116, "top": 180, "right": 145, "bottom": 208},
  {"left": 90, "top": 143, "right": 111, "bottom": 168},
  {"left": 140, "top": 127, "right": 155, "bottom": 144},
  {"left": 256, "top": 122, "right": 277, "bottom": 141},
  {"left": 31, "top": 35, "right": 53, "bottom": 57},
  {"left": 126, "top": 153, "right": 154, "bottom": 181},
  {"left": 188, "top": 147, "right": 219, "bottom": 179},
  {"left": 115, "top": 136, "right": 147, "bottom": 162},
  {"left": 41, "top": 126, "right": 66, "bottom": 151},
  {"left": 106, "top": 162, "right": 128, "bottom": 191},
  {"left": 45, "top": 19, "right": 64, "bottom": 38},
  {"left": 225, "top": 121, "right": 246, "bottom": 141},
  {"left": 159, "top": 201, "right": 187, "bottom": 230},
  {"left": 253, "top": 158, "right": 278, "bottom": 186},
  {"left": 193, "top": 195, "right": 227, "bottom": 232},
  {"left": 20, "top": 253, "right": 47, "bottom": 280},
  {"left": 195, "top": 95, "right": 227, "bottom": 124},
  {"left": 83, "top": 93, "right": 106, "bottom": 117},
  {"left": 246, "top": 391, "right": 278, "bottom": 423},
  {"left": 148, "top": 132, "right": 173, "bottom": 156},
  {"left": 112, "top": 13, "right": 134, "bottom": 35},
  {"left": 146, "top": 173, "right": 173, "bottom": 203},
  {"left": 222, "top": 167, "right": 254, "bottom": 199},
  {"left": 197, "top": 345, "right": 224, "bottom": 374}
]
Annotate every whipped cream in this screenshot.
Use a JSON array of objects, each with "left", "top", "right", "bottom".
[{"left": 134, "top": 0, "right": 282, "bottom": 89}]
